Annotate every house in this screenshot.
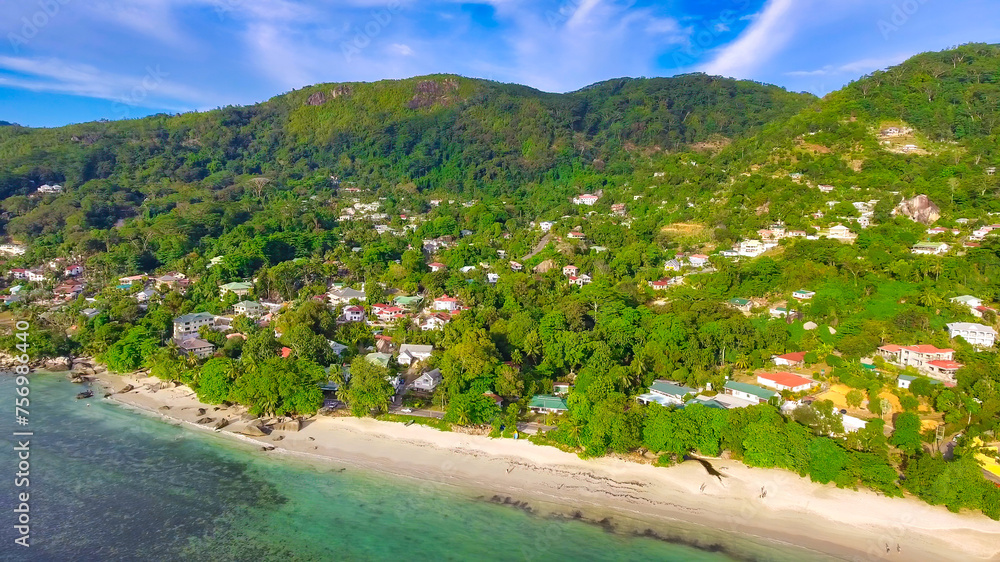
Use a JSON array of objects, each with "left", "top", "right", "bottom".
[
  {"left": 649, "top": 278, "right": 672, "bottom": 290},
  {"left": 664, "top": 259, "right": 683, "bottom": 271},
  {"left": 155, "top": 273, "right": 188, "bottom": 291},
  {"left": 219, "top": 281, "right": 253, "bottom": 297},
  {"left": 704, "top": 393, "right": 758, "bottom": 409},
  {"left": 611, "top": 203, "right": 626, "bottom": 216},
  {"left": 177, "top": 338, "right": 216, "bottom": 359},
  {"left": 459, "top": 266, "right": 476, "bottom": 274},
  {"left": 737, "top": 240, "right": 765, "bottom": 257},
  {"left": 724, "top": 381, "right": 778, "bottom": 404},
  {"left": 568, "top": 274, "right": 591, "bottom": 287},
  {"left": 374, "top": 334, "right": 396, "bottom": 354},
  {"left": 365, "top": 352, "right": 392, "bottom": 368},
  {"left": 529, "top": 394, "right": 569, "bottom": 414},
  {"left": 36, "top": 183, "right": 63, "bottom": 194},
  {"left": 328, "top": 341, "right": 349, "bottom": 355},
  {"left": 773, "top": 351, "right": 807, "bottom": 367},
  {"left": 234, "top": 300, "right": 265, "bottom": 318},
  {"left": 433, "top": 294, "right": 460, "bottom": 311},
  {"left": 486, "top": 273, "right": 500, "bottom": 284},
  {"left": 81, "top": 308, "right": 101, "bottom": 319},
  {"left": 757, "top": 372, "right": 816, "bottom": 393},
  {"left": 689, "top": 254, "right": 710, "bottom": 267},
  {"left": 538, "top": 221, "right": 554, "bottom": 232},
  {"left": 553, "top": 383, "right": 571, "bottom": 395},
  {"left": 647, "top": 380, "right": 696, "bottom": 405},
  {"left": 769, "top": 306, "right": 795, "bottom": 318},
  {"left": 420, "top": 313, "right": 450, "bottom": 331},
  {"left": 135, "top": 287, "right": 157, "bottom": 303},
  {"left": 946, "top": 322, "right": 997, "bottom": 348},
  {"left": 951, "top": 295, "right": 983, "bottom": 310},
  {"left": 509, "top": 261, "right": 523, "bottom": 272},
  {"left": 397, "top": 344, "right": 433, "bottom": 366},
  {"left": 413, "top": 368, "right": 442, "bottom": 392},
  {"left": 572, "top": 194, "right": 600, "bottom": 206},
  {"left": 393, "top": 295, "right": 423, "bottom": 309},
  {"left": 25, "top": 269, "right": 46, "bottom": 283},
  {"left": 329, "top": 287, "right": 366, "bottom": 305},
  {"left": 562, "top": 265, "right": 579, "bottom": 276},
  {"left": 792, "top": 290, "right": 816, "bottom": 300},
  {"left": 372, "top": 304, "right": 407, "bottom": 323},
  {"left": 9, "top": 269, "right": 27, "bottom": 280},
  {"left": 118, "top": 274, "right": 147, "bottom": 287},
  {"left": 173, "top": 312, "right": 215, "bottom": 339},
  {"left": 878, "top": 344, "right": 963, "bottom": 381},
  {"left": 825, "top": 224, "right": 855, "bottom": 241},
  {"left": 911, "top": 242, "right": 949, "bottom": 255},
  {"left": 897, "top": 374, "right": 917, "bottom": 390},
  {"left": 340, "top": 305, "right": 365, "bottom": 323},
  {"left": 567, "top": 231, "right": 586, "bottom": 240},
  {"left": 54, "top": 280, "right": 85, "bottom": 299},
  {"left": 64, "top": 264, "right": 83, "bottom": 277},
  {"left": 0, "top": 244, "right": 27, "bottom": 255},
  {"left": 818, "top": 184, "right": 834, "bottom": 193},
  {"left": 429, "top": 262, "right": 446, "bottom": 272},
  {"left": 728, "top": 298, "right": 752, "bottom": 313}
]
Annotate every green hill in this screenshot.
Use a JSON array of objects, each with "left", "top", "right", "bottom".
[{"left": 0, "top": 73, "right": 813, "bottom": 200}]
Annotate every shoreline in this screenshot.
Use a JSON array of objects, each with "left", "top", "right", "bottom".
[{"left": 86, "top": 371, "right": 1000, "bottom": 562}]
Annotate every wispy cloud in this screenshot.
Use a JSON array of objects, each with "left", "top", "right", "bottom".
[{"left": 701, "top": 0, "right": 800, "bottom": 78}]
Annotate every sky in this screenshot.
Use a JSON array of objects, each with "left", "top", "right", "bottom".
[{"left": 1, "top": 0, "right": 998, "bottom": 127}]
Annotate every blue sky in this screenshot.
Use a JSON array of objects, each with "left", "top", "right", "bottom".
[{"left": 1, "top": 0, "right": 998, "bottom": 127}]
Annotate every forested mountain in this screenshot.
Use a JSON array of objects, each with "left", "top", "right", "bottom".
[{"left": 0, "top": 73, "right": 813, "bottom": 199}]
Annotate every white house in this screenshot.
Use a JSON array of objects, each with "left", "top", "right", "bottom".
[
  {"left": 64, "top": 264, "right": 84, "bottom": 277},
  {"left": 25, "top": 269, "right": 46, "bottom": 283},
  {"left": 573, "top": 194, "right": 600, "bottom": 206},
  {"left": 413, "top": 368, "right": 442, "bottom": 392},
  {"left": 341, "top": 305, "right": 365, "bottom": 323},
  {"left": 486, "top": 273, "right": 500, "bottom": 284},
  {"left": 538, "top": 221, "right": 554, "bottom": 232},
  {"left": 737, "top": 240, "right": 765, "bottom": 257},
  {"left": 792, "top": 290, "right": 816, "bottom": 300},
  {"left": 428, "top": 262, "right": 446, "bottom": 272},
  {"left": 688, "top": 254, "right": 710, "bottom": 267},
  {"left": 568, "top": 274, "right": 592, "bottom": 287},
  {"left": 911, "top": 242, "right": 949, "bottom": 255},
  {"left": 946, "top": 322, "right": 997, "bottom": 348},
  {"left": 951, "top": 295, "right": 983, "bottom": 310},
  {"left": 234, "top": 300, "right": 265, "bottom": 318},
  {"left": 562, "top": 265, "right": 579, "bottom": 276},
  {"left": 398, "top": 344, "right": 433, "bottom": 366},
  {"left": 757, "top": 372, "right": 816, "bottom": 393},
  {"left": 879, "top": 344, "right": 962, "bottom": 381},
  {"left": 433, "top": 294, "right": 460, "bottom": 311},
  {"left": 420, "top": 314, "right": 450, "bottom": 331}
]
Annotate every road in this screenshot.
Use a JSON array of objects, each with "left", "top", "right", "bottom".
[{"left": 521, "top": 232, "right": 553, "bottom": 261}]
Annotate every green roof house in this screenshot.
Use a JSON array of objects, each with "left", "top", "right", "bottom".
[
  {"left": 529, "top": 395, "right": 568, "bottom": 414},
  {"left": 728, "top": 298, "right": 752, "bottom": 312},
  {"left": 220, "top": 281, "right": 253, "bottom": 298},
  {"left": 723, "top": 381, "right": 778, "bottom": 404}
]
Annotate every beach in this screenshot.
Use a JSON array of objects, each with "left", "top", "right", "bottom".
[{"left": 91, "top": 371, "right": 1000, "bottom": 562}]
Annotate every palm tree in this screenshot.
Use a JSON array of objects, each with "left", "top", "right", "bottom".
[{"left": 734, "top": 354, "right": 751, "bottom": 372}]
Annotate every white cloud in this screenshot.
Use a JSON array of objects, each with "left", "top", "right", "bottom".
[
  {"left": 785, "top": 54, "right": 911, "bottom": 77},
  {"left": 701, "top": 0, "right": 800, "bottom": 78},
  {"left": 387, "top": 43, "right": 415, "bottom": 56}
]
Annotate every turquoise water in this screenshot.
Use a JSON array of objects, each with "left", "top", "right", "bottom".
[{"left": 0, "top": 375, "right": 821, "bottom": 561}]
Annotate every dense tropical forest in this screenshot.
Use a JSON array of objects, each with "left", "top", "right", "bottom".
[{"left": 3, "top": 43, "right": 1000, "bottom": 520}]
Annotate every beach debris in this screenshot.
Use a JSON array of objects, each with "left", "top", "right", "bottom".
[
  {"left": 308, "top": 437, "right": 315, "bottom": 441},
  {"left": 76, "top": 390, "right": 93, "bottom": 399},
  {"left": 273, "top": 435, "right": 285, "bottom": 441},
  {"left": 261, "top": 445, "right": 275, "bottom": 451}
]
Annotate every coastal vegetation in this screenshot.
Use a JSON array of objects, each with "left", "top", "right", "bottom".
[{"left": 3, "top": 44, "right": 1000, "bottom": 520}]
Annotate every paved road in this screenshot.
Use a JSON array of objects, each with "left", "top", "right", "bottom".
[{"left": 521, "top": 232, "right": 553, "bottom": 261}]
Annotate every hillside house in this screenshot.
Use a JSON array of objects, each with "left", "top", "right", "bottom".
[
  {"left": 946, "top": 322, "right": 997, "bottom": 348},
  {"left": 64, "top": 264, "right": 83, "bottom": 277},
  {"left": 728, "top": 298, "right": 752, "bottom": 313},
  {"left": 567, "top": 231, "right": 586, "bottom": 240},
  {"left": 611, "top": 203, "right": 626, "bottom": 216},
  {"left": 689, "top": 254, "right": 710, "bottom": 267},
  {"left": 724, "top": 381, "right": 778, "bottom": 404},
  {"left": 372, "top": 304, "right": 407, "bottom": 323},
  {"left": 420, "top": 313, "right": 450, "bottom": 331},
  {"left": 637, "top": 380, "right": 695, "bottom": 407},
  {"left": 538, "top": 221, "right": 554, "bottom": 232},
  {"left": 36, "top": 183, "right": 63, "bottom": 194},
  {"left": 25, "top": 269, "right": 46, "bottom": 283},
  {"left": 433, "top": 294, "right": 460, "bottom": 311},
  {"left": 219, "top": 281, "right": 252, "bottom": 297},
  {"left": 509, "top": 261, "right": 523, "bottom": 272},
  {"left": 757, "top": 372, "right": 816, "bottom": 393},
  {"left": 234, "top": 300, "right": 265, "bottom": 318},
  {"left": 878, "top": 344, "right": 963, "bottom": 381},
  {"left": 173, "top": 312, "right": 215, "bottom": 339},
  {"left": 177, "top": 338, "right": 216, "bottom": 359},
  {"left": 340, "top": 306, "right": 365, "bottom": 323},
  {"left": 429, "top": 262, "right": 446, "bottom": 272},
  {"left": 562, "top": 265, "right": 579, "bottom": 276},
  {"left": 649, "top": 278, "right": 671, "bottom": 290},
  {"left": 568, "top": 274, "right": 592, "bottom": 287},
  {"left": 912, "top": 242, "right": 949, "bottom": 255},
  {"left": 664, "top": 259, "right": 683, "bottom": 271},
  {"left": 951, "top": 295, "right": 983, "bottom": 312},
  {"left": 572, "top": 194, "right": 600, "bottom": 206},
  {"left": 737, "top": 240, "right": 766, "bottom": 257},
  {"left": 792, "top": 290, "right": 816, "bottom": 300},
  {"left": 773, "top": 351, "right": 806, "bottom": 367},
  {"left": 769, "top": 306, "right": 795, "bottom": 318},
  {"left": 0, "top": 244, "right": 27, "bottom": 255},
  {"left": 398, "top": 344, "right": 433, "bottom": 366}
]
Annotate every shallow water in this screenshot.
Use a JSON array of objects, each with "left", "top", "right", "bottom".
[{"left": 0, "top": 375, "right": 827, "bottom": 561}]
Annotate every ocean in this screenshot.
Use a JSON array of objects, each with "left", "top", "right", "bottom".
[{"left": 0, "top": 374, "right": 826, "bottom": 561}]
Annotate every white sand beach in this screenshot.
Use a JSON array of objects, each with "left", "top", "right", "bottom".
[{"left": 92, "top": 372, "right": 1000, "bottom": 562}]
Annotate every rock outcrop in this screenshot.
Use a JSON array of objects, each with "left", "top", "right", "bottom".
[{"left": 895, "top": 194, "right": 940, "bottom": 225}]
